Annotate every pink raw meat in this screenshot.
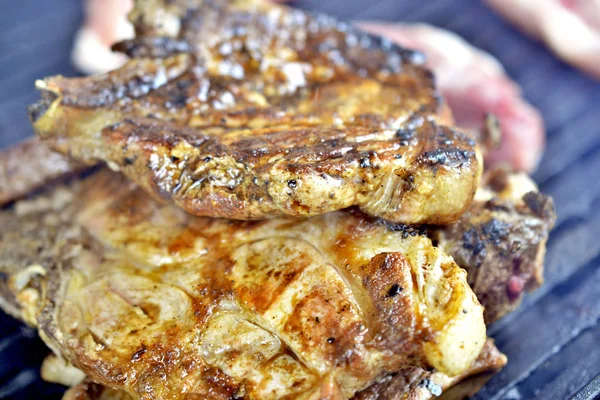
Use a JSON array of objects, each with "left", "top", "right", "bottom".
[
  {"left": 485, "top": 0, "right": 600, "bottom": 80},
  {"left": 358, "top": 22, "right": 545, "bottom": 172}
]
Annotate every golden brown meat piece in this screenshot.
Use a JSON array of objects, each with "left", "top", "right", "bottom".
[
  {"left": 0, "top": 170, "right": 485, "bottom": 400},
  {"left": 30, "top": 0, "right": 481, "bottom": 224},
  {"left": 431, "top": 169, "right": 556, "bottom": 322}
]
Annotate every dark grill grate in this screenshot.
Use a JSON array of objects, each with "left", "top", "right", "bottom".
[{"left": 0, "top": 0, "right": 599, "bottom": 399}]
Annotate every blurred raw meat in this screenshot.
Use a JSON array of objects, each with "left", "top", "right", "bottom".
[
  {"left": 72, "top": 0, "right": 133, "bottom": 74},
  {"left": 485, "top": 0, "right": 600, "bottom": 80}
]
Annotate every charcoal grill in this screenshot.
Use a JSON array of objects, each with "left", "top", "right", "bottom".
[{"left": 0, "top": 0, "right": 599, "bottom": 399}]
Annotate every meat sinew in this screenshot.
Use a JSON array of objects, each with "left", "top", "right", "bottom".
[
  {"left": 30, "top": 0, "right": 481, "bottom": 224},
  {"left": 0, "top": 169, "right": 485, "bottom": 399}
]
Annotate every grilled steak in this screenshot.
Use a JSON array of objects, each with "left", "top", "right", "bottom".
[
  {"left": 430, "top": 168, "right": 556, "bottom": 322},
  {"left": 30, "top": 0, "right": 481, "bottom": 224},
  {"left": 0, "top": 169, "right": 485, "bottom": 399}
]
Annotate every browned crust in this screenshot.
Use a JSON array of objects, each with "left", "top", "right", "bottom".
[{"left": 92, "top": 115, "right": 478, "bottom": 223}]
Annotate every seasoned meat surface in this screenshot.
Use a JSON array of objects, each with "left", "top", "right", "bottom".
[
  {"left": 31, "top": 0, "right": 481, "bottom": 224},
  {"left": 431, "top": 169, "right": 556, "bottom": 322},
  {"left": 0, "top": 170, "right": 485, "bottom": 399},
  {"left": 60, "top": 339, "right": 506, "bottom": 400}
]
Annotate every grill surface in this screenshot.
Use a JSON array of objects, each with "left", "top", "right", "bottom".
[{"left": 0, "top": 1, "right": 599, "bottom": 399}]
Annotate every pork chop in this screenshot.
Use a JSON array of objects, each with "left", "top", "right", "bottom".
[
  {"left": 0, "top": 165, "right": 554, "bottom": 398},
  {"left": 0, "top": 169, "right": 485, "bottom": 399},
  {"left": 30, "top": 0, "right": 481, "bottom": 224}
]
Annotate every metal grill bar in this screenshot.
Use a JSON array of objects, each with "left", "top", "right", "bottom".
[
  {"left": 572, "top": 374, "right": 600, "bottom": 400},
  {"left": 0, "top": 369, "right": 38, "bottom": 399}
]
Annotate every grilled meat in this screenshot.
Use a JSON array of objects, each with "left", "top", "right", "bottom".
[
  {"left": 31, "top": 0, "right": 481, "bottom": 224},
  {"left": 68, "top": 1, "right": 545, "bottom": 175},
  {"left": 0, "top": 169, "right": 485, "bottom": 399},
  {"left": 59, "top": 339, "right": 506, "bottom": 400},
  {"left": 431, "top": 169, "right": 556, "bottom": 322},
  {"left": 0, "top": 137, "right": 86, "bottom": 206},
  {"left": 0, "top": 139, "right": 552, "bottom": 397}
]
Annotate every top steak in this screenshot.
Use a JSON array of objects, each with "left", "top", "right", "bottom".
[{"left": 30, "top": 0, "right": 481, "bottom": 224}]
